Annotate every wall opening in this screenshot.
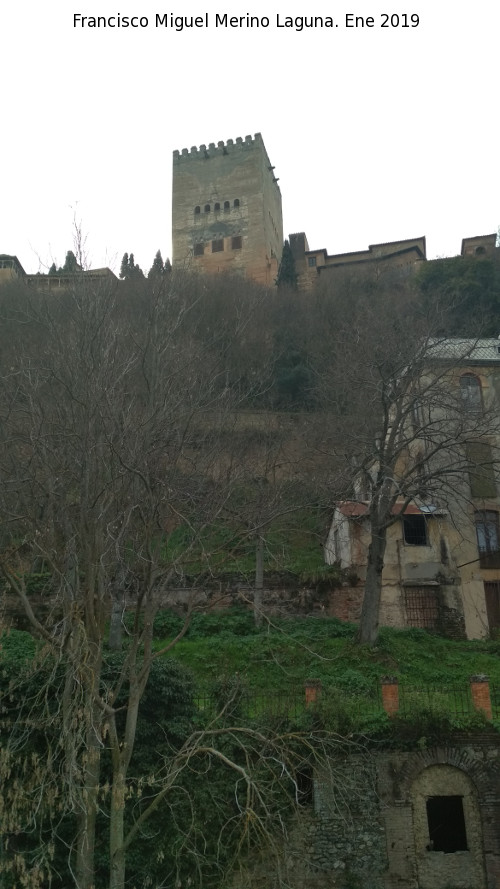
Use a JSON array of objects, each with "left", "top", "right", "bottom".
[
  {"left": 426, "top": 795, "right": 467, "bottom": 852},
  {"left": 295, "top": 765, "right": 313, "bottom": 806},
  {"left": 403, "top": 514, "right": 427, "bottom": 545}
]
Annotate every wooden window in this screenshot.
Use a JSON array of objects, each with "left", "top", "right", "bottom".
[
  {"left": 231, "top": 236, "right": 242, "bottom": 250},
  {"left": 460, "top": 374, "right": 482, "bottom": 413},
  {"left": 193, "top": 243, "right": 204, "bottom": 256},
  {"left": 475, "top": 510, "right": 500, "bottom": 568},
  {"left": 212, "top": 239, "right": 224, "bottom": 253},
  {"left": 405, "top": 587, "right": 439, "bottom": 629},
  {"left": 403, "top": 515, "right": 427, "bottom": 546},
  {"left": 467, "top": 442, "right": 497, "bottom": 498}
]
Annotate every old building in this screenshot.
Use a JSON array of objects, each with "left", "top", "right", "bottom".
[
  {"left": 325, "top": 338, "right": 500, "bottom": 640},
  {"left": 0, "top": 254, "right": 118, "bottom": 290},
  {"left": 289, "top": 232, "right": 428, "bottom": 290},
  {"left": 172, "top": 133, "right": 283, "bottom": 285}
]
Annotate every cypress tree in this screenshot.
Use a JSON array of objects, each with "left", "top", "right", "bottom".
[{"left": 276, "top": 240, "right": 298, "bottom": 289}]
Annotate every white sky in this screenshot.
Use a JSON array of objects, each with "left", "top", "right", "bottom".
[{"left": 1, "top": 0, "right": 499, "bottom": 275}]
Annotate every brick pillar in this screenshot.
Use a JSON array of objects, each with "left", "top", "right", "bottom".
[
  {"left": 305, "top": 679, "right": 322, "bottom": 707},
  {"left": 381, "top": 676, "right": 399, "bottom": 717},
  {"left": 470, "top": 674, "right": 492, "bottom": 720}
]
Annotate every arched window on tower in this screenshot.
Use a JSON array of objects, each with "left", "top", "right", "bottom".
[
  {"left": 224, "top": 201, "right": 230, "bottom": 210},
  {"left": 460, "top": 374, "right": 482, "bottom": 413},
  {"left": 204, "top": 204, "right": 210, "bottom": 213},
  {"left": 194, "top": 206, "right": 201, "bottom": 215},
  {"left": 214, "top": 202, "right": 220, "bottom": 212},
  {"left": 233, "top": 198, "right": 240, "bottom": 208}
]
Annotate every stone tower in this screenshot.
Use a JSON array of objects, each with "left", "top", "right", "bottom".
[{"left": 172, "top": 133, "right": 283, "bottom": 285}]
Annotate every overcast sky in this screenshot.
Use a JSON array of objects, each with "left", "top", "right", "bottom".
[{"left": 2, "top": 0, "right": 498, "bottom": 274}]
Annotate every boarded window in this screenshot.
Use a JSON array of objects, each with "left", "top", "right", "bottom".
[
  {"left": 405, "top": 587, "right": 439, "bottom": 629},
  {"left": 484, "top": 581, "right": 500, "bottom": 631},
  {"left": 231, "top": 236, "right": 242, "bottom": 250},
  {"left": 403, "top": 515, "right": 427, "bottom": 545},
  {"left": 193, "top": 243, "right": 204, "bottom": 256},
  {"left": 467, "top": 442, "right": 497, "bottom": 498},
  {"left": 475, "top": 511, "right": 500, "bottom": 568},
  {"left": 212, "top": 239, "right": 224, "bottom": 253},
  {"left": 426, "top": 796, "right": 467, "bottom": 852}
]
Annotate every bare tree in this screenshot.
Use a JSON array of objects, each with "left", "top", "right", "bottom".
[
  {"left": 0, "top": 271, "right": 350, "bottom": 889},
  {"left": 314, "top": 269, "right": 500, "bottom": 645}
]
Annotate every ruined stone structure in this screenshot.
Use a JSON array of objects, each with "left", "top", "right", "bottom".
[
  {"left": 241, "top": 732, "right": 500, "bottom": 889},
  {"left": 172, "top": 133, "right": 283, "bottom": 285}
]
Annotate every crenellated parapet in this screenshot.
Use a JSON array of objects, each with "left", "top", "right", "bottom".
[{"left": 173, "top": 133, "right": 264, "bottom": 161}]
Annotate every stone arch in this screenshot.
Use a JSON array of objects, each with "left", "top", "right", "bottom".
[{"left": 396, "top": 746, "right": 496, "bottom": 801}]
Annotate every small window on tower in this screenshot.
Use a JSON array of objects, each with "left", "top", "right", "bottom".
[
  {"left": 214, "top": 202, "right": 220, "bottom": 212},
  {"left": 233, "top": 198, "right": 240, "bottom": 208},
  {"left": 194, "top": 206, "right": 201, "bottom": 215},
  {"left": 224, "top": 201, "right": 230, "bottom": 210},
  {"left": 232, "top": 236, "right": 242, "bottom": 250},
  {"left": 204, "top": 204, "right": 210, "bottom": 213},
  {"left": 212, "top": 239, "right": 224, "bottom": 253},
  {"left": 193, "top": 243, "right": 204, "bottom": 256}
]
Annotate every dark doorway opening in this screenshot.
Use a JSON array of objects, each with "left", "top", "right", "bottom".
[
  {"left": 296, "top": 766, "right": 313, "bottom": 806},
  {"left": 426, "top": 795, "right": 467, "bottom": 852}
]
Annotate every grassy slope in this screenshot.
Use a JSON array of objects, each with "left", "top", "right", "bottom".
[{"left": 159, "top": 610, "right": 500, "bottom": 694}]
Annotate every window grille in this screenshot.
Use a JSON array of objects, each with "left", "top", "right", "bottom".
[
  {"left": 405, "top": 587, "right": 439, "bottom": 629},
  {"left": 403, "top": 515, "right": 427, "bottom": 546}
]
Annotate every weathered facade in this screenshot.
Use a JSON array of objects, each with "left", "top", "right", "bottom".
[
  {"left": 172, "top": 133, "right": 283, "bottom": 285},
  {"left": 241, "top": 734, "right": 500, "bottom": 889},
  {"left": 325, "top": 339, "right": 500, "bottom": 640}
]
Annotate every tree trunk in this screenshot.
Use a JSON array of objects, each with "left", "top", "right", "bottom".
[
  {"left": 75, "top": 736, "right": 100, "bottom": 889},
  {"left": 358, "top": 524, "right": 387, "bottom": 646},
  {"left": 254, "top": 535, "right": 264, "bottom": 627},
  {"left": 108, "top": 590, "right": 125, "bottom": 651},
  {"left": 109, "top": 770, "right": 126, "bottom": 889}
]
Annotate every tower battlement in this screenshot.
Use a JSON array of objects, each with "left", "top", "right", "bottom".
[{"left": 173, "top": 133, "right": 264, "bottom": 161}]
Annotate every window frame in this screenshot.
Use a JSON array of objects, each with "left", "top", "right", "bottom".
[
  {"left": 475, "top": 509, "right": 500, "bottom": 568},
  {"left": 402, "top": 514, "right": 428, "bottom": 546},
  {"left": 460, "top": 373, "right": 483, "bottom": 414}
]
